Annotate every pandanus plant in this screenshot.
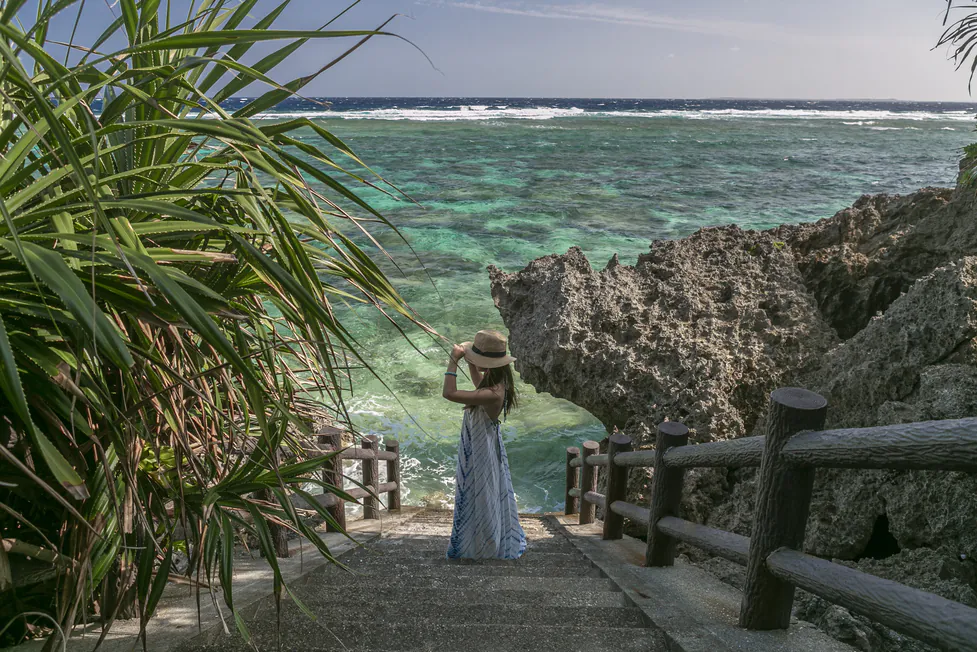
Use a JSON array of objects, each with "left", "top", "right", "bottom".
[{"left": 0, "top": 0, "right": 431, "bottom": 646}]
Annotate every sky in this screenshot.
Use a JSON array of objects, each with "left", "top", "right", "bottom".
[{"left": 51, "top": 0, "right": 977, "bottom": 100}]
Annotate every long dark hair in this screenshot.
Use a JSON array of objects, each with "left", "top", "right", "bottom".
[{"left": 469, "top": 364, "right": 518, "bottom": 420}]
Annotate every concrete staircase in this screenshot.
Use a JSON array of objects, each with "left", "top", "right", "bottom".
[{"left": 181, "top": 509, "right": 668, "bottom": 651}]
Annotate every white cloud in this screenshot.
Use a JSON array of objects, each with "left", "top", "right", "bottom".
[{"left": 421, "top": 1, "right": 820, "bottom": 44}]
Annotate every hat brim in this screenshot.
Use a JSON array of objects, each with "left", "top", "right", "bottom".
[{"left": 462, "top": 341, "right": 516, "bottom": 369}]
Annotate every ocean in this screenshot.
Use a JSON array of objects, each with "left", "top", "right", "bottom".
[{"left": 250, "top": 98, "right": 977, "bottom": 512}]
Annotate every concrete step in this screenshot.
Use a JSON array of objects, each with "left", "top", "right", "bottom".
[
  {"left": 339, "top": 549, "right": 591, "bottom": 569},
  {"left": 319, "top": 561, "right": 603, "bottom": 579},
  {"left": 185, "top": 622, "right": 667, "bottom": 651},
  {"left": 293, "top": 570, "right": 619, "bottom": 594},
  {"left": 284, "top": 584, "right": 637, "bottom": 608},
  {"left": 331, "top": 546, "right": 594, "bottom": 573},
  {"left": 259, "top": 597, "right": 648, "bottom": 629},
  {"left": 401, "top": 518, "right": 558, "bottom": 533},
  {"left": 373, "top": 535, "right": 577, "bottom": 553}
]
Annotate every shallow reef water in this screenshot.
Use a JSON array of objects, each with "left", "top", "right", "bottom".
[{"left": 264, "top": 98, "right": 974, "bottom": 512}]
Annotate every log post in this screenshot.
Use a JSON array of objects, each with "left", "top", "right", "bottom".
[
  {"left": 579, "top": 440, "right": 600, "bottom": 525},
  {"left": 565, "top": 447, "right": 580, "bottom": 515},
  {"left": 362, "top": 435, "right": 380, "bottom": 519},
  {"left": 646, "top": 421, "right": 689, "bottom": 567},
  {"left": 740, "top": 387, "right": 827, "bottom": 630},
  {"left": 602, "top": 433, "right": 633, "bottom": 540},
  {"left": 385, "top": 439, "right": 401, "bottom": 511},
  {"left": 320, "top": 427, "right": 346, "bottom": 532},
  {"left": 0, "top": 542, "right": 13, "bottom": 592},
  {"left": 258, "top": 488, "right": 290, "bottom": 558}
]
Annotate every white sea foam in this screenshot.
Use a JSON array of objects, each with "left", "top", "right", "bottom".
[{"left": 240, "top": 106, "right": 976, "bottom": 123}]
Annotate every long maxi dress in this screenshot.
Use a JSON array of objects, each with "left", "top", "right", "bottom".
[{"left": 446, "top": 404, "right": 527, "bottom": 559}]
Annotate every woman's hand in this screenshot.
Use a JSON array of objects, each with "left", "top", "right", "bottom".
[{"left": 450, "top": 344, "right": 466, "bottom": 362}]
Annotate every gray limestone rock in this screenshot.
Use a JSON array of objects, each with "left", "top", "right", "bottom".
[{"left": 489, "top": 186, "right": 977, "bottom": 651}]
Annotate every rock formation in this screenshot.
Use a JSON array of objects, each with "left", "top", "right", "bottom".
[{"left": 488, "top": 186, "right": 977, "bottom": 651}]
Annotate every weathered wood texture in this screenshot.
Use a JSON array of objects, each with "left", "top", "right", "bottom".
[
  {"left": 646, "top": 421, "right": 690, "bottom": 567},
  {"left": 663, "top": 436, "right": 765, "bottom": 469},
  {"left": 579, "top": 440, "right": 600, "bottom": 525},
  {"left": 0, "top": 542, "right": 12, "bottom": 592},
  {"left": 612, "top": 449, "right": 656, "bottom": 468},
  {"left": 319, "top": 428, "right": 346, "bottom": 532},
  {"left": 767, "top": 548, "right": 977, "bottom": 652},
  {"left": 385, "top": 440, "right": 401, "bottom": 511},
  {"left": 568, "top": 488, "right": 581, "bottom": 498},
  {"left": 602, "top": 434, "right": 633, "bottom": 540},
  {"left": 566, "top": 447, "right": 580, "bottom": 515},
  {"left": 740, "top": 388, "right": 826, "bottom": 630},
  {"left": 332, "top": 447, "right": 397, "bottom": 461},
  {"left": 609, "top": 500, "right": 650, "bottom": 525},
  {"left": 362, "top": 435, "right": 380, "bottom": 519},
  {"left": 656, "top": 517, "right": 750, "bottom": 566},
  {"left": 585, "top": 453, "right": 608, "bottom": 467},
  {"left": 343, "top": 482, "right": 399, "bottom": 502},
  {"left": 569, "top": 457, "right": 583, "bottom": 468},
  {"left": 257, "top": 488, "right": 290, "bottom": 558},
  {"left": 584, "top": 491, "right": 606, "bottom": 511},
  {"left": 782, "top": 418, "right": 977, "bottom": 472}
]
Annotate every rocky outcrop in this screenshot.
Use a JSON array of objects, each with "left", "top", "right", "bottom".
[
  {"left": 776, "top": 187, "right": 977, "bottom": 338},
  {"left": 489, "top": 186, "right": 977, "bottom": 652},
  {"left": 488, "top": 227, "right": 839, "bottom": 445}
]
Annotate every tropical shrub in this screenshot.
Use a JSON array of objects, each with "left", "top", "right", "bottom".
[{"left": 0, "top": 0, "right": 427, "bottom": 646}]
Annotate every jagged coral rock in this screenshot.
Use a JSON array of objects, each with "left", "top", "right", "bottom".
[
  {"left": 489, "top": 227, "right": 838, "bottom": 446},
  {"left": 489, "top": 188, "right": 977, "bottom": 651}
]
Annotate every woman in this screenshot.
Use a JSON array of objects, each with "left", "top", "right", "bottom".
[{"left": 441, "top": 329, "right": 526, "bottom": 560}]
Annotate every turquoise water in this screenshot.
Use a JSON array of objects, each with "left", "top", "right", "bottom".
[{"left": 275, "top": 103, "right": 974, "bottom": 512}]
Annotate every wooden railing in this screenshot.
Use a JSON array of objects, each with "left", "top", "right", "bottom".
[
  {"left": 564, "top": 387, "right": 977, "bottom": 651},
  {"left": 305, "top": 427, "right": 402, "bottom": 533}
]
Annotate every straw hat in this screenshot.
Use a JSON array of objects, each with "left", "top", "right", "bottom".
[{"left": 462, "top": 330, "right": 516, "bottom": 369}]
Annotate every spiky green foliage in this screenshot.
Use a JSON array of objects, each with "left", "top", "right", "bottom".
[
  {"left": 0, "top": 0, "right": 429, "bottom": 645},
  {"left": 940, "top": 0, "right": 977, "bottom": 90}
]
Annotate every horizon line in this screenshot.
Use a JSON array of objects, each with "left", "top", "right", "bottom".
[{"left": 224, "top": 95, "right": 977, "bottom": 104}]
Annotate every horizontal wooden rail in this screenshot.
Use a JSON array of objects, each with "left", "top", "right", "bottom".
[
  {"left": 563, "top": 390, "right": 977, "bottom": 649},
  {"left": 663, "top": 436, "right": 765, "bottom": 469},
  {"left": 339, "top": 447, "right": 398, "bottom": 462},
  {"left": 306, "top": 447, "right": 398, "bottom": 461},
  {"left": 781, "top": 418, "right": 977, "bottom": 472},
  {"left": 767, "top": 548, "right": 977, "bottom": 651},
  {"left": 584, "top": 491, "right": 606, "bottom": 510},
  {"left": 346, "top": 481, "right": 398, "bottom": 501},
  {"left": 657, "top": 516, "right": 750, "bottom": 566},
  {"left": 302, "top": 481, "right": 400, "bottom": 509},
  {"left": 612, "top": 449, "right": 656, "bottom": 467},
  {"left": 586, "top": 453, "right": 608, "bottom": 467},
  {"left": 315, "top": 430, "right": 402, "bottom": 528},
  {"left": 609, "top": 500, "right": 649, "bottom": 524}
]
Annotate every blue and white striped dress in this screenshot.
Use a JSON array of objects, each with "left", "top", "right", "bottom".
[{"left": 446, "top": 405, "right": 526, "bottom": 560}]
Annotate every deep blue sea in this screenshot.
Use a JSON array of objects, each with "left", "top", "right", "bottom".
[{"left": 249, "top": 97, "right": 977, "bottom": 512}]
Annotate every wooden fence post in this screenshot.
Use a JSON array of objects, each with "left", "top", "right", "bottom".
[
  {"left": 579, "top": 440, "right": 600, "bottom": 525},
  {"left": 565, "top": 446, "right": 580, "bottom": 515},
  {"left": 320, "top": 427, "right": 346, "bottom": 532},
  {"left": 646, "top": 421, "right": 689, "bottom": 567},
  {"left": 362, "top": 435, "right": 380, "bottom": 519},
  {"left": 257, "top": 488, "right": 291, "bottom": 558},
  {"left": 740, "top": 387, "right": 827, "bottom": 630},
  {"left": 386, "top": 439, "right": 401, "bottom": 511},
  {"left": 602, "top": 433, "right": 633, "bottom": 540}
]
